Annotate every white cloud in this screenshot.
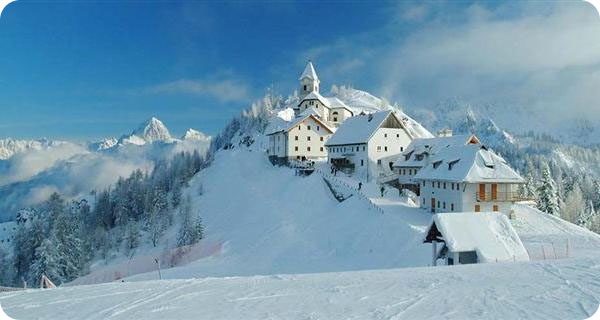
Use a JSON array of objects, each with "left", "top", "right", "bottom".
[
  {"left": 0, "top": 142, "right": 89, "bottom": 186},
  {"left": 145, "top": 76, "right": 250, "bottom": 103},
  {"left": 299, "top": 2, "right": 600, "bottom": 132}
]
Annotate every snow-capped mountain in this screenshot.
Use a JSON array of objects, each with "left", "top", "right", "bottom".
[
  {"left": 0, "top": 118, "right": 211, "bottom": 221},
  {"left": 0, "top": 138, "right": 59, "bottom": 160},
  {"left": 119, "top": 117, "right": 174, "bottom": 146},
  {"left": 182, "top": 128, "right": 211, "bottom": 142}
]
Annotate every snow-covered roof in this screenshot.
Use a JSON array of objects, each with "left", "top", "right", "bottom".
[
  {"left": 414, "top": 144, "right": 524, "bottom": 183},
  {"left": 266, "top": 113, "right": 334, "bottom": 136},
  {"left": 328, "top": 97, "right": 354, "bottom": 114},
  {"left": 325, "top": 111, "right": 409, "bottom": 146},
  {"left": 299, "top": 61, "right": 319, "bottom": 81},
  {"left": 426, "top": 212, "right": 529, "bottom": 263},
  {"left": 393, "top": 135, "right": 479, "bottom": 168},
  {"left": 301, "top": 91, "right": 331, "bottom": 108}
]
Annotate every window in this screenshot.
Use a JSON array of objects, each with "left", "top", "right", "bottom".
[
  {"left": 298, "top": 125, "right": 301, "bottom": 130},
  {"left": 451, "top": 203, "right": 454, "bottom": 211},
  {"left": 377, "top": 146, "right": 381, "bottom": 151},
  {"left": 396, "top": 134, "right": 400, "bottom": 138},
  {"left": 384, "top": 146, "right": 388, "bottom": 152},
  {"left": 333, "top": 117, "right": 338, "bottom": 122},
  {"left": 431, "top": 182, "right": 434, "bottom": 188},
  {"left": 384, "top": 133, "right": 388, "bottom": 138},
  {"left": 307, "top": 136, "right": 311, "bottom": 141},
  {"left": 423, "top": 181, "right": 426, "bottom": 187},
  {"left": 437, "top": 201, "right": 440, "bottom": 208},
  {"left": 295, "top": 146, "right": 298, "bottom": 151},
  {"left": 363, "top": 146, "right": 366, "bottom": 151},
  {"left": 493, "top": 205, "right": 499, "bottom": 212},
  {"left": 475, "top": 205, "right": 481, "bottom": 212},
  {"left": 307, "top": 125, "right": 311, "bottom": 130},
  {"left": 361, "top": 159, "right": 364, "bottom": 166},
  {"left": 320, "top": 137, "right": 323, "bottom": 141},
  {"left": 304, "top": 85, "right": 307, "bottom": 90},
  {"left": 443, "top": 182, "right": 446, "bottom": 189},
  {"left": 437, "top": 182, "right": 440, "bottom": 188},
  {"left": 402, "top": 169, "right": 406, "bottom": 175},
  {"left": 307, "top": 147, "right": 311, "bottom": 151},
  {"left": 317, "top": 126, "right": 320, "bottom": 131},
  {"left": 320, "top": 147, "right": 323, "bottom": 152},
  {"left": 451, "top": 183, "right": 454, "bottom": 190},
  {"left": 448, "top": 159, "right": 459, "bottom": 171},
  {"left": 401, "top": 147, "right": 404, "bottom": 152},
  {"left": 295, "top": 136, "right": 298, "bottom": 141},
  {"left": 443, "top": 202, "right": 446, "bottom": 209},
  {"left": 433, "top": 161, "right": 442, "bottom": 169},
  {"left": 377, "top": 159, "right": 382, "bottom": 165}
]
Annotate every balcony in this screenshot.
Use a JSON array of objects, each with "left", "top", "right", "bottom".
[{"left": 476, "top": 192, "right": 532, "bottom": 202}]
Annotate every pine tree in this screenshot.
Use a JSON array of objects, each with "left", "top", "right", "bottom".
[
  {"left": 561, "top": 183, "right": 585, "bottom": 224},
  {"left": 146, "top": 186, "right": 169, "bottom": 247},
  {"left": 176, "top": 197, "right": 203, "bottom": 247},
  {"left": 52, "top": 212, "right": 86, "bottom": 283},
  {"left": 124, "top": 221, "right": 141, "bottom": 256},
  {"left": 537, "top": 163, "right": 560, "bottom": 216},
  {"left": 29, "top": 238, "right": 61, "bottom": 286},
  {"left": 0, "top": 246, "right": 15, "bottom": 286}
]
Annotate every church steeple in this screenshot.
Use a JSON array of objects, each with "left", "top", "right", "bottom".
[{"left": 299, "top": 61, "right": 320, "bottom": 98}]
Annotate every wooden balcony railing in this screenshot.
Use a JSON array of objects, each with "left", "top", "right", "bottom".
[{"left": 476, "top": 192, "right": 532, "bottom": 202}]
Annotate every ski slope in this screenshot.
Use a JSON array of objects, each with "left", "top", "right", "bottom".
[{"left": 2, "top": 257, "right": 600, "bottom": 320}]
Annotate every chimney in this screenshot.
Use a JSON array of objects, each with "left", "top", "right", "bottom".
[{"left": 437, "top": 129, "right": 453, "bottom": 137}]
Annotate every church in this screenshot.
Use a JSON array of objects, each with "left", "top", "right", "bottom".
[
  {"left": 267, "top": 62, "right": 354, "bottom": 163},
  {"left": 295, "top": 61, "right": 354, "bottom": 127}
]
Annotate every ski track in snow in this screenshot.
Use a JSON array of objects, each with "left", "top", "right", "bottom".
[{"left": 2, "top": 259, "right": 600, "bottom": 319}]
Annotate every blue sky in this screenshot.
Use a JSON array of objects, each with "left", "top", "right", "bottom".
[{"left": 1, "top": 1, "right": 599, "bottom": 140}]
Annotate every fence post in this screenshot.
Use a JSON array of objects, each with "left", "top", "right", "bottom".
[{"left": 542, "top": 245, "right": 546, "bottom": 260}]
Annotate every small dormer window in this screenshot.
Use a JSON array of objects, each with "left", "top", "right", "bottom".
[
  {"left": 433, "top": 160, "right": 442, "bottom": 169},
  {"left": 448, "top": 159, "right": 459, "bottom": 171}
]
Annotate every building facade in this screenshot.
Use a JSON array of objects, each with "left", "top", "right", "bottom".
[
  {"left": 393, "top": 134, "right": 480, "bottom": 195},
  {"left": 267, "top": 114, "right": 334, "bottom": 162},
  {"left": 414, "top": 144, "right": 525, "bottom": 216},
  {"left": 325, "top": 110, "right": 413, "bottom": 179}
]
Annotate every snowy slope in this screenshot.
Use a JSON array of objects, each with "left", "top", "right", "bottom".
[
  {"left": 2, "top": 257, "right": 600, "bottom": 320},
  {"left": 121, "top": 149, "right": 432, "bottom": 280}
]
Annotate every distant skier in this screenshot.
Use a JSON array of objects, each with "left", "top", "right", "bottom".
[
  {"left": 380, "top": 185, "right": 385, "bottom": 197},
  {"left": 358, "top": 182, "right": 362, "bottom": 190}
]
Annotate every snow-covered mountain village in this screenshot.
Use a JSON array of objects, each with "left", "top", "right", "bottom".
[
  {"left": 2, "top": 1, "right": 600, "bottom": 319},
  {"left": 0, "top": 59, "right": 599, "bottom": 319}
]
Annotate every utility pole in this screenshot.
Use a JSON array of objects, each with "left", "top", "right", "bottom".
[{"left": 154, "top": 258, "right": 162, "bottom": 280}]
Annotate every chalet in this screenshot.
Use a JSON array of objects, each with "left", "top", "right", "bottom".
[
  {"left": 392, "top": 134, "right": 480, "bottom": 195},
  {"left": 325, "top": 110, "right": 413, "bottom": 179},
  {"left": 424, "top": 212, "right": 529, "bottom": 265},
  {"left": 266, "top": 110, "right": 335, "bottom": 164},
  {"left": 295, "top": 62, "right": 354, "bottom": 127},
  {"left": 414, "top": 143, "right": 525, "bottom": 215}
]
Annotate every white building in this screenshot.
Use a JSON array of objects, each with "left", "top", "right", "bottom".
[
  {"left": 392, "top": 134, "right": 480, "bottom": 195},
  {"left": 325, "top": 110, "right": 413, "bottom": 179},
  {"left": 267, "top": 110, "right": 335, "bottom": 163},
  {"left": 295, "top": 62, "right": 354, "bottom": 127},
  {"left": 424, "top": 212, "right": 529, "bottom": 265},
  {"left": 414, "top": 143, "right": 525, "bottom": 215}
]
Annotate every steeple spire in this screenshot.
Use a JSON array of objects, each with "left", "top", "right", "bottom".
[
  {"left": 299, "top": 60, "right": 319, "bottom": 81},
  {"left": 299, "top": 61, "right": 320, "bottom": 97}
]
